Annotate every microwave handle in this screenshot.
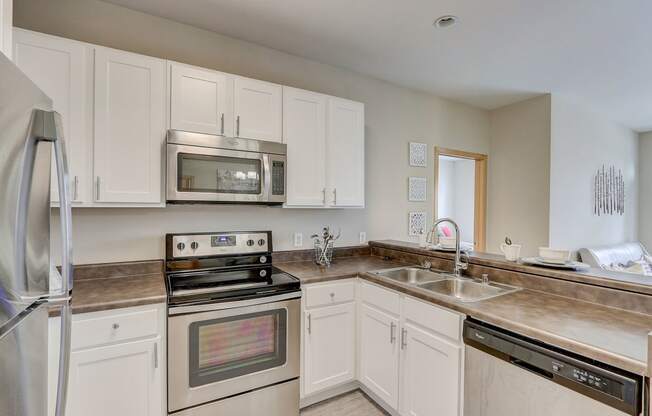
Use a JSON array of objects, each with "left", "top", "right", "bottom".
[{"left": 262, "top": 153, "right": 272, "bottom": 200}]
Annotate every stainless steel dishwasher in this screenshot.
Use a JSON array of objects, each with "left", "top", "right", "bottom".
[{"left": 463, "top": 319, "right": 645, "bottom": 416}]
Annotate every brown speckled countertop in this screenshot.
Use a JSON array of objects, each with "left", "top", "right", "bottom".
[
  {"left": 276, "top": 255, "right": 407, "bottom": 283},
  {"left": 54, "top": 260, "right": 167, "bottom": 315},
  {"left": 276, "top": 255, "right": 652, "bottom": 376}
]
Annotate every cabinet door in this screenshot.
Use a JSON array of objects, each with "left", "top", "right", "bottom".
[
  {"left": 67, "top": 337, "right": 162, "bottom": 416},
  {"left": 234, "top": 76, "right": 282, "bottom": 142},
  {"left": 359, "top": 303, "right": 400, "bottom": 409},
  {"left": 13, "top": 29, "right": 91, "bottom": 204},
  {"left": 326, "top": 97, "right": 364, "bottom": 207},
  {"left": 304, "top": 303, "right": 356, "bottom": 395},
  {"left": 399, "top": 323, "right": 462, "bottom": 416},
  {"left": 170, "top": 63, "right": 233, "bottom": 136},
  {"left": 0, "top": 0, "right": 11, "bottom": 59},
  {"left": 94, "top": 47, "right": 166, "bottom": 203},
  {"left": 283, "top": 87, "right": 327, "bottom": 206}
]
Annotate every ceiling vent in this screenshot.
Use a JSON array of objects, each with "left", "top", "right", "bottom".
[{"left": 434, "top": 15, "right": 459, "bottom": 29}]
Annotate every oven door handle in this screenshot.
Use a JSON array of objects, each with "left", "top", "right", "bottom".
[{"left": 168, "top": 291, "right": 301, "bottom": 315}]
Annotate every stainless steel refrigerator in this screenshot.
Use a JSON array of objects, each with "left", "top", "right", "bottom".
[{"left": 0, "top": 52, "right": 73, "bottom": 416}]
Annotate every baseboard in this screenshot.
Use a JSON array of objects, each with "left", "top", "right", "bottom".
[{"left": 299, "top": 381, "right": 360, "bottom": 408}]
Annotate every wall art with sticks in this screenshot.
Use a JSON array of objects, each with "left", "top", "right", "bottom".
[{"left": 593, "top": 165, "right": 624, "bottom": 216}]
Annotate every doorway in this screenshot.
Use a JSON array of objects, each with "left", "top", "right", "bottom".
[{"left": 434, "top": 147, "right": 487, "bottom": 251}]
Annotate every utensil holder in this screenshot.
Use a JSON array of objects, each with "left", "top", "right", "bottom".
[{"left": 314, "top": 240, "right": 334, "bottom": 266}]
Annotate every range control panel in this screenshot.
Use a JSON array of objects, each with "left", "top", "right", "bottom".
[{"left": 168, "top": 232, "right": 270, "bottom": 258}]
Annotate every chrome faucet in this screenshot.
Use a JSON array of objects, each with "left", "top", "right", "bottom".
[{"left": 428, "top": 218, "right": 467, "bottom": 278}]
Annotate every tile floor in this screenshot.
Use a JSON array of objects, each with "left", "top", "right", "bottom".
[{"left": 300, "top": 390, "right": 388, "bottom": 416}]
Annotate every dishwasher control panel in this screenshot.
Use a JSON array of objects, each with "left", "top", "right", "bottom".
[{"left": 551, "top": 362, "right": 621, "bottom": 398}]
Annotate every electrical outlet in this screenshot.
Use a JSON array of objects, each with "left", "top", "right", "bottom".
[
  {"left": 293, "top": 233, "right": 303, "bottom": 248},
  {"left": 359, "top": 232, "right": 367, "bottom": 244}
]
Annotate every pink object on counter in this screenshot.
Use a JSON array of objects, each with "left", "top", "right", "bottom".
[{"left": 441, "top": 225, "right": 452, "bottom": 237}]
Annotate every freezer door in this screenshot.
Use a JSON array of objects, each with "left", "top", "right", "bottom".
[
  {"left": 0, "top": 53, "right": 53, "bottom": 315},
  {"left": 0, "top": 301, "right": 48, "bottom": 416}
]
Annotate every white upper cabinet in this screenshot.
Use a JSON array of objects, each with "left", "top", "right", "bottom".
[
  {"left": 93, "top": 47, "right": 166, "bottom": 204},
  {"left": 234, "top": 76, "right": 282, "bottom": 142},
  {"left": 326, "top": 97, "right": 365, "bottom": 207},
  {"left": 13, "top": 29, "right": 91, "bottom": 205},
  {"left": 169, "top": 62, "right": 233, "bottom": 136},
  {"left": 283, "top": 87, "right": 327, "bottom": 206},
  {"left": 0, "top": 0, "right": 11, "bottom": 59}
]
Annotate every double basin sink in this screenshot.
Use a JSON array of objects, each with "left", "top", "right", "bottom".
[{"left": 371, "top": 267, "right": 520, "bottom": 303}]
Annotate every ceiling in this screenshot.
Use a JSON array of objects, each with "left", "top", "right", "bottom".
[{"left": 103, "top": 0, "right": 652, "bottom": 131}]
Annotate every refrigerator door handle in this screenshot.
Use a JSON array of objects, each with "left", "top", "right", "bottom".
[{"left": 21, "top": 110, "right": 73, "bottom": 416}]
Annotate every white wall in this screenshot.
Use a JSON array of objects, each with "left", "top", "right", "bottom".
[
  {"left": 487, "top": 95, "right": 551, "bottom": 256},
  {"left": 453, "top": 159, "right": 475, "bottom": 243},
  {"left": 549, "top": 95, "right": 639, "bottom": 251},
  {"left": 19, "top": 0, "right": 491, "bottom": 264},
  {"left": 437, "top": 157, "right": 475, "bottom": 243},
  {"left": 638, "top": 132, "right": 652, "bottom": 250}
]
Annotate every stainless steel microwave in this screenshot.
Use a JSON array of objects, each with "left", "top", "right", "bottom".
[{"left": 166, "top": 130, "right": 286, "bottom": 204}]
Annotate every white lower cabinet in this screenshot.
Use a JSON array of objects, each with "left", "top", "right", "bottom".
[
  {"left": 48, "top": 304, "right": 166, "bottom": 416},
  {"left": 359, "top": 303, "right": 400, "bottom": 408},
  {"left": 399, "top": 322, "right": 462, "bottom": 416},
  {"left": 302, "top": 281, "right": 357, "bottom": 396},
  {"left": 68, "top": 337, "right": 162, "bottom": 416}
]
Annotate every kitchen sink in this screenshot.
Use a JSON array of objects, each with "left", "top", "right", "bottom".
[
  {"left": 417, "top": 279, "right": 520, "bottom": 303},
  {"left": 374, "top": 267, "right": 448, "bottom": 285},
  {"left": 372, "top": 266, "right": 520, "bottom": 302}
]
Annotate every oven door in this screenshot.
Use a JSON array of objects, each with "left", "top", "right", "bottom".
[
  {"left": 168, "top": 294, "right": 300, "bottom": 412},
  {"left": 167, "top": 143, "right": 285, "bottom": 203}
]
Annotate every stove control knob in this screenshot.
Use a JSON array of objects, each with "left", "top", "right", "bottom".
[
  {"left": 259, "top": 269, "right": 267, "bottom": 278},
  {"left": 259, "top": 256, "right": 267, "bottom": 263},
  {"left": 247, "top": 239, "right": 255, "bottom": 246},
  {"left": 177, "top": 242, "right": 185, "bottom": 251},
  {"left": 190, "top": 241, "right": 199, "bottom": 250},
  {"left": 258, "top": 239, "right": 266, "bottom": 246}
]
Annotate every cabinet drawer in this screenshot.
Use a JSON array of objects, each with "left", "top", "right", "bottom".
[
  {"left": 403, "top": 296, "right": 462, "bottom": 342},
  {"left": 72, "top": 307, "right": 159, "bottom": 350},
  {"left": 361, "top": 282, "right": 400, "bottom": 316},
  {"left": 305, "top": 281, "right": 355, "bottom": 308}
]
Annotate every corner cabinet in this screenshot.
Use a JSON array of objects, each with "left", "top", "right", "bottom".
[
  {"left": 93, "top": 47, "right": 166, "bottom": 204},
  {"left": 48, "top": 304, "right": 166, "bottom": 416},
  {"left": 283, "top": 88, "right": 365, "bottom": 208}
]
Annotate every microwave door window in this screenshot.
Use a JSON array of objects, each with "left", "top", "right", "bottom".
[{"left": 178, "top": 154, "right": 262, "bottom": 194}]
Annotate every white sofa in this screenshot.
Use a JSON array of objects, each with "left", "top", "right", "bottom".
[{"left": 578, "top": 242, "right": 650, "bottom": 270}]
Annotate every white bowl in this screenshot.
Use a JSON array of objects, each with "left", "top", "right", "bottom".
[
  {"left": 538, "top": 247, "right": 571, "bottom": 264},
  {"left": 439, "top": 236, "right": 457, "bottom": 249}
]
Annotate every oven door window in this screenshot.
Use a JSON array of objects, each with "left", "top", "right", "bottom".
[
  {"left": 177, "top": 153, "right": 262, "bottom": 194},
  {"left": 188, "top": 309, "right": 287, "bottom": 387}
]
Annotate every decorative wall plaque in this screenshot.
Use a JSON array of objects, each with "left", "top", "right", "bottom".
[
  {"left": 409, "top": 142, "right": 427, "bottom": 167},
  {"left": 408, "top": 177, "right": 427, "bottom": 201}
]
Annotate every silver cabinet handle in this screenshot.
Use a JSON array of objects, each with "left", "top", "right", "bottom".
[
  {"left": 390, "top": 322, "right": 396, "bottom": 344},
  {"left": 73, "top": 175, "right": 79, "bottom": 201},
  {"left": 96, "top": 176, "right": 101, "bottom": 200},
  {"left": 307, "top": 313, "right": 312, "bottom": 334},
  {"left": 220, "top": 113, "right": 225, "bottom": 135},
  {"left": 154, "top": 342, "right": 159, "bottom": 369},
  {"left": 333, "top": 188, "right": 337, "bottom": 205},
  {"left": 401, "top": 328, "right": 407, "bottom": 350},
  {"left": 322, "top": 188, "right": 326, "bottom": 204},
  {"left": 236, "top": 115, "right": 240, "bottom": 137}
]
